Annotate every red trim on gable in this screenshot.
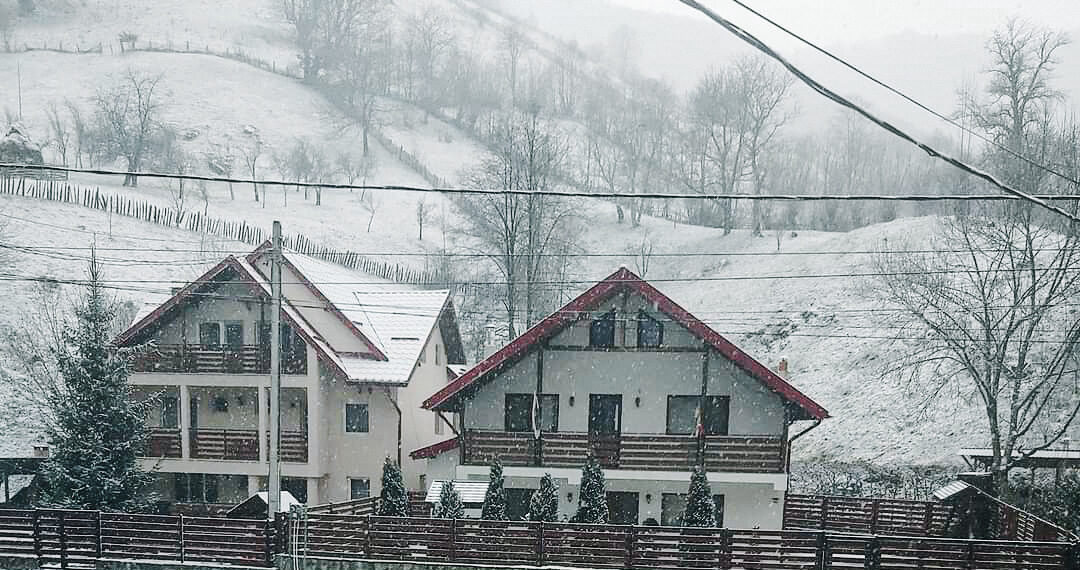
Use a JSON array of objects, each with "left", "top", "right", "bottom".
[
  {"left": 423, "top": 267, "right": 829, "bottom": 421},
  {"left": 114, "top": 255, "right": 350, "bottom": 381},
  {"left": 246, "top": 247, "right": 388, "bottom": 361},
  {"left": 409, "top": 436, "right": 459, "bottom": 460}
]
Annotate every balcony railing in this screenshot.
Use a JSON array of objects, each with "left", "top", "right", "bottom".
[
  {"left": 191, "top": 428, "right": 260, "bottom": 460},
  {"left": 176, "top": 428, "right": 309, "bottom": 463},
  {"left": 462, "top": 430, "right": 786, "bottom": 473},
  {"left": 142, "top": 427, "right": 182, "bottom": 458},
  {"left": 130, "top": 344, "right": 307, "bottom": 375}
]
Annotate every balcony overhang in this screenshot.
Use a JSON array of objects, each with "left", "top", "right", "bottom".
[{"left": 453, "top": 464, "right": 788, "bottom": 490}]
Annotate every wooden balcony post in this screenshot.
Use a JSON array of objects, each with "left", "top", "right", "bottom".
[
  {"left": 813, "top": 531, "right": 826, "bottom": 570},
  {"left": 537, "top": 521, "right": 545, "bottom": 567},
  {"left": 864, "top": 536, "right": 881, "bottom": 570},
  {"left": 178, "top": 515, "right": 185, "bottom": 563},
  {"left": 624, "top": 524, "right": 635, "bottom": 569},
  {"left": 448, "top": 518, "right": 457, "bottom": 562},
  {"left": 32, "top": 509, "right": 40, "bottom": 560},
  {"left": 258, "top": 387, "right": 269, "bottom": 463},
  {"left": 58, "top": 510, "right": 67, "bottom": 570},
  {"left": 869, "top": 500, "right": 880, "bottom": 534},
  {"left": 820, "top": 496, "right": 829, "bottom": 530},
  {"left": 179, "top": 384, "right": 191, "bottom": 459},
  {"left": 94, "top": 511, "right": 102, "bottom": 559}
]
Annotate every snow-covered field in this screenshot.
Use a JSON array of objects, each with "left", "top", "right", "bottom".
[{"left": 0, "top": 0, "right": 997, "bottom": 467}]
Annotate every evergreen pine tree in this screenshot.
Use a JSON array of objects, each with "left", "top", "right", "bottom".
[
  {"left": 574, "top": 457, "right": 608, "bottom": 523},
  {"left": 432, "top": 481, "right": 465, "bottom": 519},
  {"left": 528, "top": 473, "right": 559, "bottom": 522},
  {"left": 683, "top": 467, "right": 717, "bottom": 527},
  {"left": 41, "top": 252, "right": 155, "bottom": 511},
  {"left": 481, "top": 459, "right": 508, "bottom": 520},
  {"left": 377, "top": 457, "right": 410, "bottom": 517}
]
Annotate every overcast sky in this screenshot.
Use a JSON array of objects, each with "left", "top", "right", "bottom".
[{"left": 610, "top": 0, "right": 1080, "bottom": 44}]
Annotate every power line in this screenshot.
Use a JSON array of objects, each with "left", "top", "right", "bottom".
[
  {"left": 727, "top": 0, "right": 1080, "bottom": 190},
  {"left": 673, "top": 0, "right": 1080, "bottom": 224},
  {"left": 4, "top": 162, "right": 1080, "bottom": 203}
]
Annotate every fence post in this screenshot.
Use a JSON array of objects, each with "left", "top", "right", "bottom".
[
  {"left": 263, "top": 517, "right": 273, "bottom": 566},
  {"left": 94, "top": 511, "right": 102, "bottom": 559},
  {"left": 869, "top": 500, "right": 880, "bottom": 535},
  {"left": 820, "top": 497, "right": 830, "bottom": 530},
  {"left": 537, "top": 521, "right": 545, "bottom": 567},
  {"left": 720, "top": 529, "right": 732, "bottom": 570},
  {"left": 448, "top": 518, "right": 457, "bottom": 562},
  {"left": 32, "top": 509, "right": 40, "bottom": 560},
  {"left": 864, "top": 537, "right": 880, "bottom": 570},
  {"left": 965, "top": 542, "right": 976, "bottom": 570},
  {"left": 624, "top": 525, "right": 635, "bottom": 569},
  {"left": 275, "top": 511, "right": 288, "bottom": 557},
  {"left": 58, "top": 510, "right": 67, "bottom": 570},
  {"left": 178, "top": 514, "right": 185, "bottom": 563},
  {"left": 1065, "top": 543, "right": 1080, "bottom": 570},
  {"left": 365, "top": 515, "right": 372, "bottom": 557},
  {"left": 923, "top": 502, "right": 934, "bottom": 535},
  {"left": 814, "top": 531, "right": 826, "bottom": 570}
]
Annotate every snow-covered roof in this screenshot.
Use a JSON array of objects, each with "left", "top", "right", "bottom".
[
  {"left": 0, "top": 474, "right": 35, "bottom": 503},
  {"left": 932, "top": 481, "right": 971, "bottom": 502},
  {"left": 425, "top": 480, "right": 489, "bottom": 504},
  {"left": 118, "top": 246, "right": 461, "bottom": 388}
]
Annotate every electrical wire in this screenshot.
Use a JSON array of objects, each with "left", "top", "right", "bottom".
[
  {"left": 727, "top": 0, "right": 1080, "bottom": 190},
  {"left": 673, "top": 0, "right": 1080, "bottom": 224},
  {"left": 4, "top": 162, "right": 1080, "bottom": 203}
]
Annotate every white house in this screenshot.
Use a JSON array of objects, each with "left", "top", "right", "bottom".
[
  {"left": 415, "top": 267, "right": 828, "bottom": 528},
  {"left": 117, "top": 243, "right": 465, "bottom": 511}
]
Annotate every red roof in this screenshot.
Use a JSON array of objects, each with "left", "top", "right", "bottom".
[
  {"left": 423, "top": 267, "right": 829, "bottom": 420},
  {"left": 410, "top": 436, "right": 460, "bottom": 460}
]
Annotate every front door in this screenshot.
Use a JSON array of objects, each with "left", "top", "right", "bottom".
[
  {"left": 588, "top": 395, "right": 622, "bottom": 467},
  {"left": 606, "top": 491, "right": 639, "bottom": 525}
]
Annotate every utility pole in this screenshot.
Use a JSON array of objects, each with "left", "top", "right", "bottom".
[
  {"left": 268, "top": 221, "right": 282, "bottom": 520},
  {"left": 17, "top": 62, "right": 23, "bottom": 121}
]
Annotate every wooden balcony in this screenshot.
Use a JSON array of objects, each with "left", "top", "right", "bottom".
[
  {"left": 191, "top": 428, "right": 260, "bottom": 460},
  {"left": 130, "top": 344, "right": 307, "bottom": 375},
  {"left": 184, "top": 429, "right": 309, "bottom": 463},
  {"left": 462, "top": 430, "right": 786, "bottom": 473},
  {"left": 140, "top": 428, "right": 182, "bottom": 458}
]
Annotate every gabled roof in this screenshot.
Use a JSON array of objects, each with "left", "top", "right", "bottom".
[
  {"left": 423, "top": 267, "right": 829, "bottom": 420},
  {"left": 117, "top": 246, "right": 463, "bottom": 387}
]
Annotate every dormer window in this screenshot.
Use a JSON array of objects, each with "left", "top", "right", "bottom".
[
  {"left": 637, "top": 311, "right": 663, "bottom": 348},
  {"left": 589, "top": 310, "right": 616, "bottom": 348}
]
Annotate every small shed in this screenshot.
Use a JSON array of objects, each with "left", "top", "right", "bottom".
[
  {"left": 425, "top": 480, "right": 488, "bottom": 518},
  {"left": 226, "top": 491, "right": 301, "bottom": 519}
]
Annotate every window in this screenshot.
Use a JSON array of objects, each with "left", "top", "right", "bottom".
[
  {"left": 282, "top": 477, "right": 308, "bottom": 503},
  {"left": 637, "top": 311, "right": 663, "bottom": 348},
  {"left": 666, "top": 396, "right": 730, "bottom": 435},
  {"left": 175, "top": 473, "right": 220, "bottom": 503},
  {"left": 435, "top": 344, "right": 441, "bottom": 365},
  {"left": 161, "top": 396, "right": 179, "bottom": 429},
  {"left": 589, "top": 310, "right": 616, "bottom": 347},
  {"left": 505, "top": 488, "right": 534, "bottom": 521},
  {"left": 199, "top": 322, "right": 221, "bottom": 348},
  {"left": 345, "top": 403, "right": 369, "bottom": 433},
  {"left": 350, "top": 478, "right": 371, "bottom": 499},
  {"left": 661, "top": 493, "right": 725, "bottom": 527},
  {"left": 505, "top": 394, "right": 532, "bottom": 432},
  {"left": 435, "top": 412, "right": 444, "bottom": 435},
  {"left": 505, "top": 394, "right": 559, "bottom": 433},
  {"left": 224, "top": 321, "right": 244, "bottom": 347}
]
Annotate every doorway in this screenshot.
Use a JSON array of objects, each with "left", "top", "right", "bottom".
[
  {"left": 588, "top": 395, "right": 622, "bottom": 467},
  {"left": 606, "top": 491, "right": 639, "bottom": 525}
]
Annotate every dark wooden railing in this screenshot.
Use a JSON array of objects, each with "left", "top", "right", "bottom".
[
  {"left": 463, "top": 430, "right": 786, "bottom": 473},
  {"left": 131, "top": 344, "right": 307, "bottom": 375},
  {"left": 785, "top": 493, "right": 1079, "bottom": 543},
  {"left": 141, "top": 428, "right": 182, "bottom": 458},
  {"left": 308, "top": 492, "right": 431, "bottom": 517},
  {"left": 140, "top": 429, "right": 309, "bottom": 463},
  {"left": 290, "top": 514, "right": 1076, "bottom": 570},
  {"left": 0, "top": 508, "right": 276, "bottom": 568},
  {"left": 190, "top": 429, "right": 259, "bottom": 461}
]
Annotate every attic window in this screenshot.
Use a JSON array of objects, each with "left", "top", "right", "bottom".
[
  {"left": 637, "top": 311, "right": 663, "bottom": 348},
  {"left": 589, "top": 310, "right": 616, "bottom": 348}
]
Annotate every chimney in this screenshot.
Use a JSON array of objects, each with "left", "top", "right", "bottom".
[
  {"left": 33, "top": 445, "right": 50, "bottom": 458},
  {"left": 777, "top": 358, "right": 788, "bottom": 375}
]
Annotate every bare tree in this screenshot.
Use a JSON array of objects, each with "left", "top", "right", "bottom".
[
  {"left": 241, "top": 136, "right": 264, "bottom": 203},
  {"left": 876, "top": 20, "right": 1078, "bottom": 495},
  {"left": 453, "top": 110, "right": 579, "bottom": 336},
  {"left": 416, "top": 197, "right": 428, "bottom": 240},
  {"left": 94, "top": 69, "right": 165, "bottom": 186},
  {"left": 46, "top": 102, "right": 70, "bottom": 166},
  {"left": 64, "top": 100, "right": 89, "bottom": 167}
]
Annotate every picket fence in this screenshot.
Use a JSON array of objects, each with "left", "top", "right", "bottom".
[{"left": 0, "top": 176, "right": 440, "bottom": 287}]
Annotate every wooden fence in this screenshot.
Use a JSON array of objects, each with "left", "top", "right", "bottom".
[
  {"left": 307, "top": 492, "right": 431, "bottom": 518},
  {"left": 784, "top": 493, "right": 1078, "bottom": 543},
  {"left": 0, "top": 177, "right": 441, "bottom": 287},
  {"left": 0, "top": 507, "right": 277, "bottom": 568},
  {"left": 289, "top": 513, "right": 1077, "bottom": 570}
]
